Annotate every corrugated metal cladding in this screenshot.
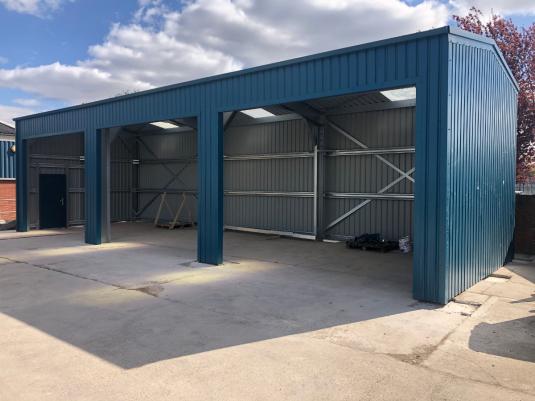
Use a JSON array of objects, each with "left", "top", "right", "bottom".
[
  {"left": 15, "top": 27, "right": 518, "bottom": 304},
  {"left": 27, "top": 133, "right": 134, "bottom": 227},
  {"left": 223, "top": 108, "right": 414, "bottom": 239},
  {"left": 0, "top": 140, "right": 16, "bottom": 179},
  {"left": 138, "top": 131, "right": 197, "bottom": 222},
  {"left": 224, "top": 118, "right": 315, "bottom": 234},
  {"left": 444, "top": 36, "right": 517, "bottom": 302},
  {"left": 325, "top": 108, "right": 414, "bottom": 240}
]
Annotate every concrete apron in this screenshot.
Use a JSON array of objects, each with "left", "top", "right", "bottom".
[{"left": 0, "top": 222, "right": 533, "bottom": 401}]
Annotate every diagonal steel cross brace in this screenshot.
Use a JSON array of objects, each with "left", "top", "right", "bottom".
[
  {"left": 327, "top": 119, "right": 415, "bottom": 183},
  {"left": 134, "top": 137, "right": 195, "bottom": 217},
  {"left": 325, "top": 167, "right": 415, "bottom": 231}
]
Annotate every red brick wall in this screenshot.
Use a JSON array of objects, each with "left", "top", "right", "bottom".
[
  {"left": 515, "top": 195, "right": 535, "bottom": 255},
  {"left": 0, "top": 180, "right": 16, "bottom": 222}
]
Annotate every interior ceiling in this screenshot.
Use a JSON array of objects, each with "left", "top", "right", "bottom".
[{"left": 124, "top": 90, "right": 395, "bottom": 134}]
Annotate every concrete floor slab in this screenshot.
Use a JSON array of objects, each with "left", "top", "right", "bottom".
[
  {"left": 0, "top": 222, "right": 534, "bottom": 400},
  {"left": 424, "top": 294, "right": 535, "bottom": 395}
]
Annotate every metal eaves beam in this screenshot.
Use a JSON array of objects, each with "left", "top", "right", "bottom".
[{"left": 281, "top": 101, "right": 323, "bottom": 126}]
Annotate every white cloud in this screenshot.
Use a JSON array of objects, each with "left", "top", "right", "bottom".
[
  {"left": 2, "top": 0, "right": 489, "bottom": 123},
  {"left": 81, "top": 23, "right": 241, "bottom": 90},
  {"left": 0, "top": 0, "right": 449, "bottom": 111},
  {"left": 0, "top": 0, "right": 71, "bottom": 16},
  {"left": 450, "top": 0, "right": 535, "bottom": 16},
  {"left": 0, "top": 104, "right": 35, "bottom": 124},
  {"left": 13, "top": 98, "right": 40, "bottom": 107},
  {"left": 0, "top": 62, "right": 153, "bottom": 104},
  {"left": 162, "top": 0, "right": 448, "bottom": 67}
]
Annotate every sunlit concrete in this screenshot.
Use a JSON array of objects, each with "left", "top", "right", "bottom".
[{"left": 0, "top": 222, "right": 533, "bottom": 401}]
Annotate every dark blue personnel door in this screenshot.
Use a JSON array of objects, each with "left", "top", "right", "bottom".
[{"left": 39, "top": 174, "right": 67, "bottom": 229}]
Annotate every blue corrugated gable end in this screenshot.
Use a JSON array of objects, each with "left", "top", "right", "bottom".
[
  {"left": 0, "top": 140, "right": 16, "bottom": 179},
  {"left": 445, "top": 33, "right": 518, "bottom": 302}
]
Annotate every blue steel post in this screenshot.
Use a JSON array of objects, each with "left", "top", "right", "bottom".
[
  {"left": 15, "top": 127, "right": 28, "bottom": 231},
  {"left": 197, "top": 111, "right": 224, "bottom": 264},
  {"left": 412, "top": 34, "right": 449, "bottom": 303},
  {"left": 84, "top": 128, "right": 103, "bottom": 244}
]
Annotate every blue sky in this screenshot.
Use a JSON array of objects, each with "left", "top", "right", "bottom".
[
  {"left": 0, "top": 0, "right": 142, "bottom": 116},
  {"left": 0, "top": 0, "right": 533, "bottom": 124}
]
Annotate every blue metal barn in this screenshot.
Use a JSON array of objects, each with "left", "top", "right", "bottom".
[{"left": 14, "top": 26, "right": 518, "bottom": 304}]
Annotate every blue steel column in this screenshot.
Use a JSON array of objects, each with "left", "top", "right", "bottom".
[
  {"left": 15, "top": 126, "right": 28, "bottom": 232},
  {"left": 197, "top": 111, "right": 224, "bottom": 264},
  {"left": 84, "top": 128, "right": 103, "bottom": 244},
  {"left": 412, "top": 35, "right": 449, "bottom": 304}
]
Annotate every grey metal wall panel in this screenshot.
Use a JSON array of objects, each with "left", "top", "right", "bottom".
[
  {"left": 445, "top": 38, "right": 517, "bottom": 301},
  {"left": 224, "top": 196, "right": 314, "bottom": 234},
  {"left": 326, "top": 108, "right": 415, "bottom": 149},
  {"left": 28, "top": 133, "right": 85, "bottom": 227},
  {"left": 28, "top": 132, "right": 134, "bottom": 226},
  {"left": 224, "top": 119, "right": 314, "bottom": 154},
  {"left": 324, "top": 107, "right": 415, "bottom": 239},
  {"left": 325, "top": 199, "right": 413, "bottom": 240},
  {"left": 221, "top": 108, "right": 414, "bottom": 237},
  {"left": 138, "top": 131, "right": 198, "bottom": 222},
  {"left": 140, "top": 131, "right": 197, "bottom": 159},
  {"left": 224, "top": 118, "right": 314, "bottom": 234},
  {"left": 225, "top": 158, "right": 313, "bottom": 192}
]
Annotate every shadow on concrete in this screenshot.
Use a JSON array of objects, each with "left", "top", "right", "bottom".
[
  {"left": 469, "top": 314, "right": 535, "bottom": 363},
  {"left": 0, "top": 223, "right": 425, "bottom": 369},
  {"left": 508, "top": 263, "right": 535, "bottom": 286}
]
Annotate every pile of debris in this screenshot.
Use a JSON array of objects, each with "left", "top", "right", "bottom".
[{"left": 346, "top": 233, "right": 411, "bottom": 253}]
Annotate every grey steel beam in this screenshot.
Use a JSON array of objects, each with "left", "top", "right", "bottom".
[
  {"left": 133, "top": 137, "right": 140, "bottom": 218},
  {"left": 30, "top": 154, "right": 82, "bottom": 160},
  {"left": 134, "top": 188, "right": 197, "bottom": 194},
  {"left": 326, "top": 147, "right": 415, "bottom": 156},
  {"left": 325, "top": 193, "right": 414, "bottom": 200},
  {"left": 224, "top": 190, "right": 313, "bottom": 198},
  {"left": 315, "top": 124, "right": 326, "bottom": 240},
  {"left": 141, "top": 158, "right": 197, "bottom": 164},
  {"left": 281, "top": 102, "right": 323, "bottom": 126},
  {"left": 116, "top": 134, "right": 137, "bottom": 158},
  {"left": 224, "top": 225, "right": 315, "bottom": 240},
  {"left": 224, "top": 152, "right": 313, "bottom": 161},
  {"left": 223, "top": 111, "right": 238, "bottom": 130}
]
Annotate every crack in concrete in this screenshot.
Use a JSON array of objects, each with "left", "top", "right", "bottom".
[
  {"left": 307, "top": 333, "right": 535, "bottom": 398},
  {"left": 0, "top": 256, "right": 122, "bottom": 289},
  {"left": 0, "top": 254, "right": 284, "bottom": 329}
]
